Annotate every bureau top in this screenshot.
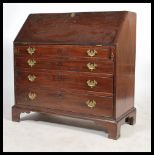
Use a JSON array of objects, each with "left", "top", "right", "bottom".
[{"left": 14, "top": 11, "right": 136, "bottom": 46}]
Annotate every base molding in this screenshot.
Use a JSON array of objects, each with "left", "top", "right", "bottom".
[{"left": 12, "top": 105, "right": 136, "bottom": 140}]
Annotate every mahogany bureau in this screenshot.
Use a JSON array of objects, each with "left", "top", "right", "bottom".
[{"left": 12, "top": 11, "right": 136, "bottom": 139}]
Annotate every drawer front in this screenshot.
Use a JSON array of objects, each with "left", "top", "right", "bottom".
[
  {"left": 15, "top": 86, "right": 113, "bottom": 117},
  {"left": 15, "top": 45, "right": 113, "bottom": 60},
  {"left": 15, "top": 57, "right": 114, "bottom": 74},
  {"left": 15, "top": 70, "right": 113, "bottom": 94},
  {"left": 60, "top": 72, "right": 113, "bottom": 94}
]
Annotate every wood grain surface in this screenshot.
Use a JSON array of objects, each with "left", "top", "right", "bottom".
[{"left": 12, "top": 11, "right": 136, "bottom": 139}]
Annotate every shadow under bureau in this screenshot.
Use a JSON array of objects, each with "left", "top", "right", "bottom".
[{"left": 12, "top": 11, "right": 136, "bottom": 139}]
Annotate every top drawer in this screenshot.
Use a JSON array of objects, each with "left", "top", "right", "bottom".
[{"left": 14, "top": 45, "right": 113, "bottom": 60}]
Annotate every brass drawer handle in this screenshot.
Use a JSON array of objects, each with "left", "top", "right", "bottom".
[
  {"left": 28, "top": 92, "right": 36, "bottom": 100},
  {"left": 28, "top": 75, "right": 36, "bottom": 82},
  {"left": 27, "top": 47, "right": 35, "bottom": 55},
  {"left": 87, "top": 49, "right": 97, "bottom": 57},
  {"left": 87, "top": 80, "right": 97, "bottom": 88},
  {"left": 87, "top": 63, "right": 97, "bottom": 71},
  {"left": 86, "top": 100, "right": 96, "bottom": 109},
  {"left": 27, "top": 59, "right": 36, "bottom": 67}
]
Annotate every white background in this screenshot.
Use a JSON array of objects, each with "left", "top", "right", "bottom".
[{"left": 3, "top": 3, "right": 151, "bottom": 152}]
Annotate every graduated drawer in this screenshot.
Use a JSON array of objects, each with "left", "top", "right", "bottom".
[
  {"left": 15, "top": 70, "right": 113, "bottom": 94},
  {"left": 15, "top": 57, "right": 114, "bottom": 75},
  {"left": 14, "top": 45, "right": 114, "bottom": 60},
  {"left": 15, "top": 86, "right": 113, "bottom": 118}
]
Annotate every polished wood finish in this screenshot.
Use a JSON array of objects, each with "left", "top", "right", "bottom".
[
  {"left": 15, "top": 45, "right": 112, "bottom": 60},
  {"left": 15, "top": 70, "right": 113, "bottom": 93},
  {"left": 12, "top": 11, "right": 136, "bottom": 139},
  {"left": 15, "top": 87, "right": 113, "bottom": 117},
  {"left": 114, "top": 12, "right": 136, "bottom": 119},
  {"left": 15, "top": 57, "right": 114, "bottom": 74},
  {"left": 14, "top": 12, "right": 126, "bottom": 45},
  {"left": 12, "top": 105, "right": 136, "bottom": 139}
]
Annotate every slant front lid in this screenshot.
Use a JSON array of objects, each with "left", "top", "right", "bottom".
[{"left": 14, "top": 11, "right": 128, "bottom": 45}]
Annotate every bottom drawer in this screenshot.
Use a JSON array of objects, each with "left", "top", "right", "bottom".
[{"left": 15, "top": 87, "right": 113, "bottom": 118}]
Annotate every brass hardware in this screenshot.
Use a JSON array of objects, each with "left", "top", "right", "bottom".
[
  {"left": 70, "top": 13, "right": 75, "bottom": 17},
  {"left": 28, "top": 92, "right": 36, "bottom": 100},
  {"left": 96, "top": 45, "right": 102, "bottom": 46},
  {"left": 28, "top": 75, "right": 36, "bottom": 82},
  {"left": 27, "top": 59, "right": 36, "bottom": 67},
  {"left": 87, "top": 63, "right": 97, "bottom": 71},
  {"left": 111, "top": 52, "right": 114, "bottom": 60},
  {"left": 27, "top": 47, "right": 35, "bottom": 55},
  {"left": 87, "top": 80, "right": 97, "bottom": 88},
  {"left": 86, "top": 100, "right": 96, "bottom": 109},
  {"left": 87, "top": 49, "right": 97, "bottom": 57}
]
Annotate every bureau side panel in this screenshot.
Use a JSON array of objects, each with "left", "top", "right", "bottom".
[
  {"left": 14, "top": 45, "right": 17, "bottom": 105},
  {"left": 115, "top": 12, "right": 136, "bottom": 119}
]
